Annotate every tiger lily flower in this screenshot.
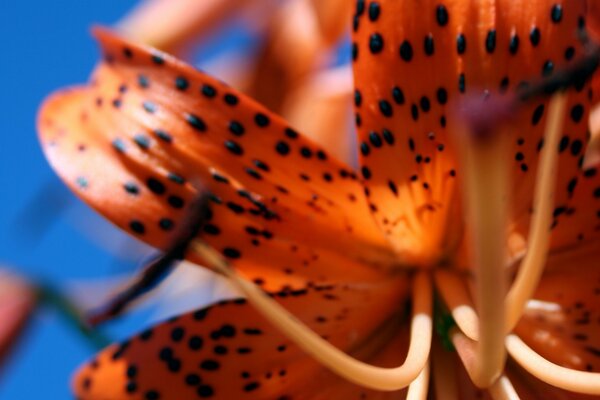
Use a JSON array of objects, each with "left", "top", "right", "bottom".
[{"left": 38, "top": 0, "right": 600, "bottom": 398}]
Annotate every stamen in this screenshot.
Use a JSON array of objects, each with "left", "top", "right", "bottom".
[
  {"left": 406, "top": 359, "right": 430, "bottom": 400},
  {"left": 505, "top": 93, "right": 568, "bottom": 332},
  {"left": 432, "top": 338, "right": 459, "bottom": 400},
  {"left": 488, "top": 375, "right": 521, "bottom": 400},
  {"left": 191, "top": 240, "right": 433, "bottom": 391},
  {"left": 87, "top": 194, "right": 209, "bottom": 325},
  {"left": 445, "top": 289, "right": 600, "bottom": 395},
  {"left": 434, "top": 270, "right": 479, "bottom": 340},
  {"left": 456, "top": 104, "right": 509, "bottom": 387},
  {"left": 506, "top": 334, "right": 600, "bottom": 395}
]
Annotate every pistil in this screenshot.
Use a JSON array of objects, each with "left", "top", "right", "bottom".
[{"left": 455, "top": 97, "right": 510, "bottom": 387}]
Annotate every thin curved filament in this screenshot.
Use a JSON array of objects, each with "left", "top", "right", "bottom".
[
  {"left": 406, "top": 359, "right": 430, "bottom": 400},
  {"left": 460, "top": 121, "right": 509, "bottom": 387},
  {"left": 434, "top": 270, "right": 479, "bottom": 340},
  {"left": 505, "top": 93, "right": 568, "bottom": 332},
  {"left": 191, "top": 240, "right": 432, "bottom": 391},
  {"left": 506, "top": 334, "right": 600, "bottom": 395}
]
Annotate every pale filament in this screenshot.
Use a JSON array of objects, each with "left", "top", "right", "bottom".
[
  {"left": 505, "top": 93, "right": 568, "bottom": 332},
  {"left": 506, "top": 334, "right": 600, "bottom": 395},
  {"left": 459, "top": 119, "right": 509, "bottom": 387},
  {"left": 191, "top": 240, "right": 433, "bottom": 391},
  {"left": 441, "top": 276, "right": 600, "bottom": 395},
  {"left": 406, "top": 359, "right": 430, "bottom": 400},
  {"left": 434, "top": 270, "right": 479, "bottom": 340}
]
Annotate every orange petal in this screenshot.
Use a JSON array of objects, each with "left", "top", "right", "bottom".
[
  {"left": 514, "top": 243, "right": 600, "bottom": 373},
  {"left": 352, "top": 0, "right": 591, "bottom": 265},
  {"left": 0, "top": 271, "right": 37, "bottom": 367},
  {"left": 72, "top": 276, "right": 410, "bottom": 399},
  {"left": 37, "top": 29, "right": 396, "bottom": 292}
]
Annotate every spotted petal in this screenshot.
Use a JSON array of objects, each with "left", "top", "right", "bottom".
[
  {"left": 38, "top": 29, "right": 396, "bottom": 292},
  {"left": 352, "top": 0, "right": 592, "bottom": 265},
  {"left": 545, "top": 159, "right": 600, "bottom": 250},
  {"left": 72, "top": 276, "right": 410, "bottom": 399}
]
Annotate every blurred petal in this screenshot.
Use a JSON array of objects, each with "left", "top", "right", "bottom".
[
  {"left": 0, "top": 271, "right": 37, "bottom": 368},
  {"left": 117, "top": 0, "right": 252, "bottom": 55},
  {"left": 245, "top": 0, "right": 324, "bottom": 111},
  {"left": 307, "top": 0, "right": 352, "bottom": 47},
  {"left": 282, "top": 66, "right": 355, "bottom": 164}
]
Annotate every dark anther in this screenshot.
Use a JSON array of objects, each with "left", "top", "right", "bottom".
[
  {"left": 87, "top": 188, "right": 212, "bottom": 326},
  {"left": 517, "top": 41, "right": 599, "bottom": 102}
]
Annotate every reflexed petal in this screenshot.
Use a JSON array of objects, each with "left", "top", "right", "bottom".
[
  {"left": 72, "top": 276, "right": 410, "bottom": 399},
  {"left": 352, "top": 0, "right": 591, "bottom": 265},
  {"left": 37, "top": 29, "right": 396, "bottom": 292}
]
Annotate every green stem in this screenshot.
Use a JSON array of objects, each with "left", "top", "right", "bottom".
[{"left": 36, "top": 284, "right": 112, "bottom": 350}]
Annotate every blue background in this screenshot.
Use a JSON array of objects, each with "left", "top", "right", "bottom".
[
  {"left": 0, "top": 1, "right": 256, "bottom": 398},
  {"left": 0, "top": 2, "right": 136, "bottom": 398}
]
